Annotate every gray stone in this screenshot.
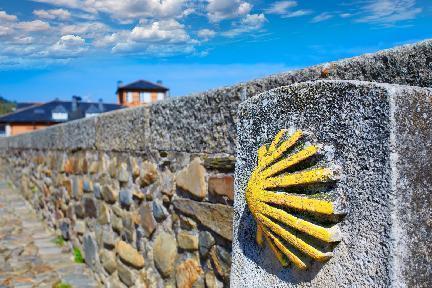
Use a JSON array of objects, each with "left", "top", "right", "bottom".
[
  {"left": 173, "top": 199, "right": 233, "bottom": 241},
  {"left": 117, "top": 163, "right": 130, "bottom": 183},
  {"left": 139, "top": 203, "right": 156, "bottom": 238},
  {"left": 102, "top": 185, "right": 118, "bottom": 204},
  {"left": 152, "top": 199, "right": 168, "bottom": 222},
  {"left": 117, "top": 259, "right": 137, "bottom": 287},
  {"left": 83, "top": 179, "right": 93, "bottom": 193},
  {"left": 98, "top": 202, "right": 110, "bottom": 225},
  {"left": 100, "top": 249, "right": 116, "bottom": 274},
  {"left": 93, "top": 183, "right": 102, "bottom": 199},
  {"left": 175, "top": 158, "right": 207, "bottom": 199},
  {"left": 119, "top": 189, "right": 133, "bottom": 207},
  {"left": 59, "top": 219, "right": 70, "bottom": 240},
  {"left": 75, "top": 220, "right": 86, "bottom": 235},
  {"left": 177, "top": 231, "right": 199, "bottom": 251},
  {"left": 232, "top": 80, "right": 432, "bottom": 287},
  {"left": 83, "top": 197, "right": 97, "bottom": 218},
  {"left": 210, "top": 246, "right": 231, "bottom": 284},
  {"left": 153, "top": 232, "right": 177, "bottom": 278},
  {"left": 102, "top": 227, "right": 116, "bottom": 249},
  {"left": 83, "top": 233, "right": 98, "bottom": 269},
  {"left": 199, "top": 231, "right": 215, "bottom": 258}
]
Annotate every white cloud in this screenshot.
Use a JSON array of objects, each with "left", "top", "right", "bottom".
[
  {"left": 0, "top": 11, "right": 18, "bottom": 22},
  {"left": 16, "top": 20, "right": 51, "bottom": 32},
  {"left": 129, "top": 19, "right": 190, "bottom": 43},
  {"left": 61, "top": 22, "right": 109, "bottom": 38},
  {"left": 311, "top": 12, "right": 333, "bottom": 23},
  {"left": 46, "top": 34, "right": 87, "bottom": 57},
  {"left": 265, "top": 1, "right": 296, "bottom": 14},
  {"left": 93, "top": 19, "right": 196, "bottom": 56},
  {"left": 197, "top": 29, "right": 216, "bottom": 40},
  {"left": 0, "top": 26, "right": 13, "bottom": 36},
  {"left": 265, "top": 1, "right": 312, "bottom": 18},
  {"left": 32, "top": 0, "right": 188, "bottom": 21},
  {"left": 357, "top": 0, "right": 422, "bottom": 23},
  {"left": 33, "top": 9, "right": 71, "bottom": 20},
  {"left": 207, "top": 0, "right": 252, "bottom": 22},
  {"left": 222, "top": 13, "right": 266, "bottom": 38}
]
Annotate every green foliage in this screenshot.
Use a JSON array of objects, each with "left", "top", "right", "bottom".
[
  {"left": 53, "top": 235, "right": 65, "bottom": 247},
  {"left": 53, "top": 282, "right": 73, "bottom": 288},
  {"left": 0, "top": 96, "right": 16, "bottom": 116},
  {"left": 73, "top": 247, "right": 84, "bottom": 263}
]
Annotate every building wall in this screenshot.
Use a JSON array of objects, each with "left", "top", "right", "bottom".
[
  {"left": 10, "top": 123, "right": 50, "bottom": 136},
  {"left": 118, "top": 91, "right": 166, "bottom": 108}
]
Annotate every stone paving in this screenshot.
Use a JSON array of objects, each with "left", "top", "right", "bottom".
[{"left": 0, "top": 181, "right": 99, "bottom": 288}]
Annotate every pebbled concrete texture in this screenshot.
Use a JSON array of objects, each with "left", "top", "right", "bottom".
[
  {"left": 232, "top": 80, "right": 432, "bottom": 287},
  {"left": 149, "top": 91, "right": 240, "bottom": 154},
  {"left": 0, "top": 40, "right": 431, "bottom": 153},
  {"left": 391, "top": 85, "right": 432, "bottom": 287}
]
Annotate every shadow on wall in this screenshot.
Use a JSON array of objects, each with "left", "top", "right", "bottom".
[{"left": 238, "top": 205, "right": 333, "bottom": 284}]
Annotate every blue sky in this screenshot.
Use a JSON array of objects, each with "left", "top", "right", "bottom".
[{"left": 0, "top": 0, "right": 431, "bottom": 103}]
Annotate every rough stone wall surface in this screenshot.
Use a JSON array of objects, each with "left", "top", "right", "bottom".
[
  {"left": 391, "top": 86, "right": 432, "bottom": 287},
  {"left": 232, "top": 80, "right": 432, "bottom": 287},
  {"left": 2, "top": 150, "right": 234, "bottom": 287}
]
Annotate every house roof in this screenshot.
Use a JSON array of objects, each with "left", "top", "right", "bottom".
[
  {"left": 116, "top": 80, "right": 169, "bottom": 93},
  {"left": 0, "top": 100, "right": 123, "bottom": 124}
]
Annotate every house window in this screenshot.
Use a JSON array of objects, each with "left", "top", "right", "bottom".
[
  {"left": 126, "top": 92, "right": 133, "bottom": 103},
  {"left": 140, "top": 92, "right": 151, "bottom": 103},
  {"left": 52, "top": 112, "right": 68, "bottom": 120},
  {"left": 157, "top": 92, "right": 165, "bottom": 101},
  {"left": 85, "top": 113, "right": 99, "bottom": 118}
]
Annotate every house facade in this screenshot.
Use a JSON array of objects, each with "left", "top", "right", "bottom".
[
  {"left": 0, "top": 97, "right": 123, "bottom": 136},
  {"left": 116, "top": 80, "right": 169, "bottom": 107}
]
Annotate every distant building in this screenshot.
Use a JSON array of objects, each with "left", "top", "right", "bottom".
[
  {"left": 0, "top": 96, "right": 123, "bottom": 136},
  {"left": 116, "top": 80, "right": 169, "bottom": 107}
]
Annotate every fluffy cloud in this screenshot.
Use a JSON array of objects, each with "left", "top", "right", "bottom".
[
  {"left": 265, "top": 1, "right": 311, "bottom": 18},
  {"left": 222, "top": 13, "right": 266, "bottom": 37},
  {"left": 16, "top": 20, "right": 51, "bottom": 32},
  {"left": 46, "top": 34, "right": 87, "bottom": 57},
  {"left": 0, "top": 11, "right": 18, "bottom": 22},
  {"left": 357, "top": 0, "right": 422, "bottom": 23},
  {"left": 61, "top": 22, "right": 109, "bottom": 38},
  {"left": 33, "top": 9, "right": 71, "bottom": 20},
  {"left": 207, "top": 0, "right": 252, "bottom": 22},
  {"left": 33, "top": 0, "right": 188, "bottom": 21},
  {"left": 93, "top": 19, "right": 196, "bottom": 56},
  {"left": 197, "top": 29, "right": 216, "bottom": 40}
]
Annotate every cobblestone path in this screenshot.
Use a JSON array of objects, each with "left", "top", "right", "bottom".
[{"left": 0, "top": 181, "right": 99, "bottom": 288}]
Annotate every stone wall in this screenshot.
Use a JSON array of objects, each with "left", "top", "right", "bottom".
[
  {"left": 2, "top": 149, "right": 234, "bottom": 288},
  {"left": 0, "top": 39, "right": 431, "bottom": 288}
]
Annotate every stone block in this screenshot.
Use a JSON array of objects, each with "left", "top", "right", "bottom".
[
  {"left": 116, "top": 240, "right": 145, "bottom": 269},
  {"left": 232, "top": 80, "right": 432, "bottom": 287},
  {"left": 173, "top": 199, "right": 233, "bottom": 241},
  {"left": 176, "top": 158, "right": 207, "bottom": 200},
  {"left": 153, "top": 232, "right": 177, "bottom": 278}
]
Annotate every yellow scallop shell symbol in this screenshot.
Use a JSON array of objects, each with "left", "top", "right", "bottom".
[{"left": 246, "top": 129, "right": 344, "bottom": 270}]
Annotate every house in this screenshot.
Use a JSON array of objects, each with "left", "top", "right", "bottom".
[
  {"left": 0, "top": 96, "right": 123, "bottom": 136},
  {"left": 116, "top": 80, "right": 169, "bottom": 107}
]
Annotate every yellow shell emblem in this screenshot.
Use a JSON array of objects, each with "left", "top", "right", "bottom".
[{"left": 246, "top": 129, "right": 343, "bottom": 270}]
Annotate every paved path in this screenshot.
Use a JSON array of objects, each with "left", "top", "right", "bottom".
[{"left": 0, "top": 181, "right": 99, "bottom": 288}]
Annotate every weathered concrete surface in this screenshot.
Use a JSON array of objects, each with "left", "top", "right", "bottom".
[
  {"left": 232, "top": 80, "right": 432, "bottom": 287},
  {"left": 0, "top": 181, "right": 98, "bottom": 288},
  {"left": 0, "top": 40, "right": 431, "bottom": 154}
]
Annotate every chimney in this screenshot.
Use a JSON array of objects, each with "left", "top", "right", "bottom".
[
  {"left": 117, "top": 80, "right": 123, "bottom": 88},
  {"left": 72, "top": 95, "right": 81, "bottom": 112},
  {"left": 156, "top": 80, "right": 163, "bottom": 85},
  {"left": 98, "top": 98, "right": 104, "bottom": 112}
]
